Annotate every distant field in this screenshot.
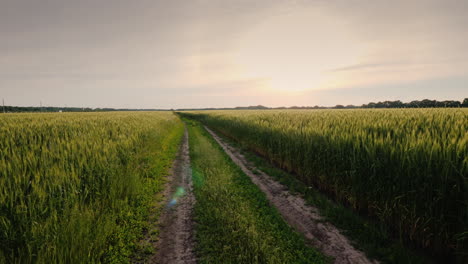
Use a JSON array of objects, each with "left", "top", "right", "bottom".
[
  {"left": 0, "top": 112, "right": 184, "bottom": 263},
  {"left": 180, "top": 109, "right": 468, "bottom": 259}
]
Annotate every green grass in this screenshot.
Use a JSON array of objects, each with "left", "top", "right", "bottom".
[
  {"left": 130, "top": 124, "right": 185, "bottom": 263},
  {"left": 185, "top": 119, "right": 329, "bottom": 264},
  {"left": 104, "top": 116, "right": 184, "bottom": 263},
  {"left": 0, "top": 112, "right": 184, "bottom": 263}
]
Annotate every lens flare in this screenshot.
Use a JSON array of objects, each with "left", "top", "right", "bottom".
[{"left": 167, "top": 186, "right": 186, "bottom": 207}]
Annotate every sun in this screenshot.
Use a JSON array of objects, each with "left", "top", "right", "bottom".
[{"left": 235, "top": 6, "right": 364, "bottom": 92}]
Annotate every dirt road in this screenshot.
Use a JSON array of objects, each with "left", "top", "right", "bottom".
[
  {"left": 205, "top": 126, "right": 376, "bottom": 264},
  {"left": 151, "top": 128, "right": 196, "bottom": 264}
]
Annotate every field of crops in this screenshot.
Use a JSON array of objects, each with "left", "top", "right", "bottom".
[
  {"left": 1, "top": 109, "right": 466, "bottom": 263},
  {"left": 181, "top": 109, "right": 468, "bottom": 260},
  {"left": 0, "top": 112, "right": 184, "bottom": 263}
]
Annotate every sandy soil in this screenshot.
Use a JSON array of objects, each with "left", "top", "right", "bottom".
[
  {"left": 205, "top": 126, "right": 377, "bottom": 264},
  {"left": 150, "top": 128, "right": 196, "bottom": 264}
]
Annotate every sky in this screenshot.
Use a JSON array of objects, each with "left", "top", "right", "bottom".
[{"left": 1, "top": 0, "right": 467, "bottom": 109}]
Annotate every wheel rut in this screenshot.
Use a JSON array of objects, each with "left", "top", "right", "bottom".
[
  {"left": 205, "top": 126, "right": 377, "bottom": 264},
  {"left": 151, "top": 128, "right": 196, "bottom": 264}
]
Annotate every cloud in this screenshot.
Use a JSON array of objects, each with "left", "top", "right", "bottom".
[
  {"left": 0, "top": 0, "right": 467, "bottom": 108},
  {"left": 329, "top": 63, "right": 401, "bottom": 72}
]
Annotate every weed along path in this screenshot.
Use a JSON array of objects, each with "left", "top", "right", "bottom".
[
  {"left": 204, "top": 126, "right": 376, "bottom": 264},
  {"left": 152, "top": 128, "right": 196, "bottom": 264}
]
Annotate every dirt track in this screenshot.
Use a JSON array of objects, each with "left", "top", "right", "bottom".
[
  {"left": 151, "top": 128, "right": 196, "bottom": 264},
  {"left": 205, "top": 126, "right": 377, "bottom": 264}
]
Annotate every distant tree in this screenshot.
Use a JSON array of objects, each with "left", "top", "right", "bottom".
[
  {"left": 390, "top": 100, "right": 404, "bottom": 108},
  {"left": 462, "top": 98, "right": 468, "bottom": 107},
  {"left": 375, "top": 102, "right": 385, "bottom": 108},
  {"left": 366, "top": 102, "right": 377, "bottom": 108},
  {"left": 420, "top": 99, "right": 436, "bottom": 108},
  {"left": 442, "top": 100, "right": 461, "bottom": 107},
  {"left": 408, "top": 100, "right": 421, "bottom": 108},
  {"left": 235, "top": 105, "right": 268, "bottom": 110}
]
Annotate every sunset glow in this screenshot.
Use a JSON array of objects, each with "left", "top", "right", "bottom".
[{"left": 236, "top": 7, "right": 365, "bottom": 92}]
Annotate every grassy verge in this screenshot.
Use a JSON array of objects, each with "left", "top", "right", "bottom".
[
  {"left": 106, "top": 120, "right": 185, "bottom": 263},
  {"left": 209, "top": 126, "right": 434, "bottom": 264},
  {"left": 185, "top": 118, "right": 329, "bottom": 264}
]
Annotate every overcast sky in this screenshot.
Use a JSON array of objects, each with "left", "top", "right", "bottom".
[{"left": 1, "top": 0, "right": 467, "bottom": 108}]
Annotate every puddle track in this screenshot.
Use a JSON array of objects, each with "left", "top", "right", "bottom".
[
  {"left": 151, "top": 128, "right": 196, "bottom": 264},
  {"left": 205, "top": 126, "right": 377, "bottom": 264}
]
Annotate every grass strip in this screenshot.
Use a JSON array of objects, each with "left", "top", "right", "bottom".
[
  {"left": 185, "top": 119, "right": 329, "bottom": 264},
  {"left": 108, "top": 119, "right": 185, "bottom": 263}
]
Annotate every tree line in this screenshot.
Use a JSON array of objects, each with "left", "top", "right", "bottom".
[
  {"left": 2, "top": 98, "right": 467, "bottom": 113},
  {"left": 1, "top": 106, "right": 168, "bottom": 113},
  {"left": 359, "top": 98, "right": 468, "bottom": 109},
  {"left": 180, "top": 98, "right": 468, "bottom": 110},
  {"left": 269, "top": 98, "right": 468, "bottom": 109}
]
